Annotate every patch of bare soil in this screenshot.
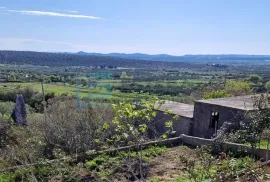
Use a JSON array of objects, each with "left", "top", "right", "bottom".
[{"left": 146, "top": 146, "right": 196, "bottom": 181}]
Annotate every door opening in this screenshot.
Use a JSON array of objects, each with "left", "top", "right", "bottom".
[{"left": 210, "top": 111, "right": 219, "bottom": 136}]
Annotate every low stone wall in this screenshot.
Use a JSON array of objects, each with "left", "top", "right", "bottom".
[
  {"left": 85, "top": 134, "right": 270, "bottom": 160},
  {"left": 3, "top": 135, "right": 270, "bottom": 172},
  {"left": 85, "top": 135, "right": 270, "bottom": 160},
  {"left": 180, "top": 134, "right": 270, "bottom": 159}
]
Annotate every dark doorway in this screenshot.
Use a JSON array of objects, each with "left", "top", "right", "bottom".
[{"left": 210, "top": 111, "right": 219, "bottom": 135}]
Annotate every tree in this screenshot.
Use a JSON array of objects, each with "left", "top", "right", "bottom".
[
  {"left": 80, "top": 77, "right": 88, "bottom": 87},
  {"left": 10, "top": 72, "right": 17, "bottom": 81},
  {"left": 225, "top": 80, "right": 251, "bottom": 96},
  {"left": 120, "top": 72, "right": 129, "bottom": 79},
  {"left": 265, "top": 81, "right": 270, "bottom": 91},
  {"left": 11, "top": 95, "right": 27, "bottom": 126},
  {"left": 248, "top": 74, "right": 262, "bottom": 84},
  {"left": 99, "top": 98, "right": 177, "bottom": 181},
  {"left": 240, "top": 94, "right": 270, "bottom": 156}
]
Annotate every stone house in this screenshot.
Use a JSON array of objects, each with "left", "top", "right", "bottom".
[{"left": 154, "top": 95, "right": 258, "bottom": 139}]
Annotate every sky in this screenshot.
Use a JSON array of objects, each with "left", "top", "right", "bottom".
[{"left": 0, "top": 0, "right": 269, "bottom": 55}]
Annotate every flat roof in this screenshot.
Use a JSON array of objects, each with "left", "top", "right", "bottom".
[
  {"left": 156, "top": 101, "right": 194, "bottom": 118},
  {"left": 155, "top": 95, "right": 267, "bottom": 118},
  {"left": 195, "top": 95, "right": 258, "bottom": 110}
]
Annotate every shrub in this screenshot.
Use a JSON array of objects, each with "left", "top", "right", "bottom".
[
  {"left": 0, "top": 118, "right": 10, "bottom": 149},
  {"left": 248, "top": 74, "right": 262, "bottom": 84},
  {"left": 225, "top": 80, "right": 251, "bottom": 96},
  {"left": 85, "top": 160, "right": 98, "bottom": 170},
  {"left": 42, "top": 99, "right": 113, "bottom": 155},
  {"left": 0, "top": 101, "right": 14, "bottom": 116},
  {"left": 202, "top": 90, "right": 232, "bottom": 99},
  {"left": 0, "top": 101, "right": 34, "bottom": 121},
  {"left": 0, "top": 87, "right": 37, "bottom": 105},
  {"left": 265, "top": 81, "right": 270, "bottom": 91},
  {"left": 0, "top": 124, "right": 45, "bottom": 169}
]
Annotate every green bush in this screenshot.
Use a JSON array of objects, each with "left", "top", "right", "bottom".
[
  {"left": 248, "top": 74, "right": 262, "bottom": 84},
  {"left": 0, "top": 101, "right": 34, "bottom": 121},
  {"left": 225, "top": 80, "right": 252, "bottom": 96},
  {"left": 85, "top": 160, "right": 98, "bottom": 170},
  {"left": 202, "top": 90, "right": 232, "bottom": 99},
  {"left": 0, "top": 87, "right": 37, "bottom": 104}
]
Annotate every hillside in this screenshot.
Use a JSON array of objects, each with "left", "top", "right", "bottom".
[
  {"left": 0, "top": 50, "right": 191, "bottom": 69},
  {"left": 74, "top": 52, "right": 270, "bottom": 63}
]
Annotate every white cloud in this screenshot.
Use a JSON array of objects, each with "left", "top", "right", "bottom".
[
  {"left": 54, "top": 9, "right": 78, "bottom": 13},
  {"left": 7, "top": 9, "right": 101, "bottom": 19},
  {"left": 0, "top": 7, "right": 6, "bottom": 9}
]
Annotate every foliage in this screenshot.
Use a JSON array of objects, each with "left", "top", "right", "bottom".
[
  {"left": 0, "top": 50, "right": 190, "bottom": 69},
  {"left": 0, "top": 124, "right": 45, "bottom": 169},
  {"left": 0, "top": 86, "right": 37, "bottom": 104},
  {"left": 28, "top": 92, "right": 55, "bottom": 112},
  {"left": 225, "top": 80, "right": 252, "bottom": 96},
  {"left": 99, "top": 98, "right": 176, "bottom": 180},
  {"left": 178, "top": 145, "right": 266, "bottom": 182},
  {"left": 266, "top": 81, "right": 270, "bottom": 91},
  {"left": 240, "top": 94, "right": 270, "bottom": 154},
  {"left": 85, "top": 146, "right": 165, "bottom": 181},
  {"left": 202, "top": 90, "right": 232, "bottom": 99},
  {"left": 101, "top": 99, "right": 175, "bottom": 147},
  {"left": 213, "top": 156, "right": 265, "bottom": 182},
  {"left": 120, "top": 71, "right": 130, "bottom": 79},
  {"left": 0, "top": 101, "right": 35, "bottom": 121},
  {"left": 248, "top": 74, "right": 262, "bottom": 84},
  {"left": 0, "top": 149, "right": 85, "bottom": 182},
  {"left": 42, "top": 99, "right": 112, "bottom": 155},
  {"left": 179, "top": 146, "right": 215, "bottom": 182},
  {"left": 0, "top": 101, "right": 15, "bottom": 120},
  {"left": 0, "top": 117, "right": 10, "bottom": 149}
]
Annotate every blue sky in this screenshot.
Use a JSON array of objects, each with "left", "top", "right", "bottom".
[{"left": 0, "top": 0, "right": 269, "bottom": 55}]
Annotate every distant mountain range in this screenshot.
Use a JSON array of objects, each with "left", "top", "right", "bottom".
[{"left": 72, "top": 52, "right": 270, "bottom": 62}]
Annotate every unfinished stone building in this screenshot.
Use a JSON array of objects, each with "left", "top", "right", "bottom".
[{"left": 154, "top": 95, "right": 258, "bottom": 139}]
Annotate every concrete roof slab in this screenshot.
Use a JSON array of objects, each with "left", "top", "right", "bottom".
[
  {"left": 195, "top": 95, "right": 258, "bottom": 110},
  {"left": 156, "top": 101, "right": 194, "bottom": 118}
]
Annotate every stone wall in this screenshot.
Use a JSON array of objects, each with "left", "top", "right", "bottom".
[
  {"left": 180, "top": 134, "right": 270, "bottom": 160},
  {"left": 192, "top": 102, "right": 244, "bottom": 138},
  {"left": 153, "top": 110, "right": 192, "bottom": 137}
]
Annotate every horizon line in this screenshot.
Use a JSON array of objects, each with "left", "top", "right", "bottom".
[{"left": 1, "top": 49, "right": 270, "bottom": 57}]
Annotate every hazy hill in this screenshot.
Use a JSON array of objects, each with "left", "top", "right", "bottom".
[
  {"left": 0, "top": 50, "right": 191, "bottom": 68},
  {"left": 75, "top": 52, "right": 270, "bottom": 63}
]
